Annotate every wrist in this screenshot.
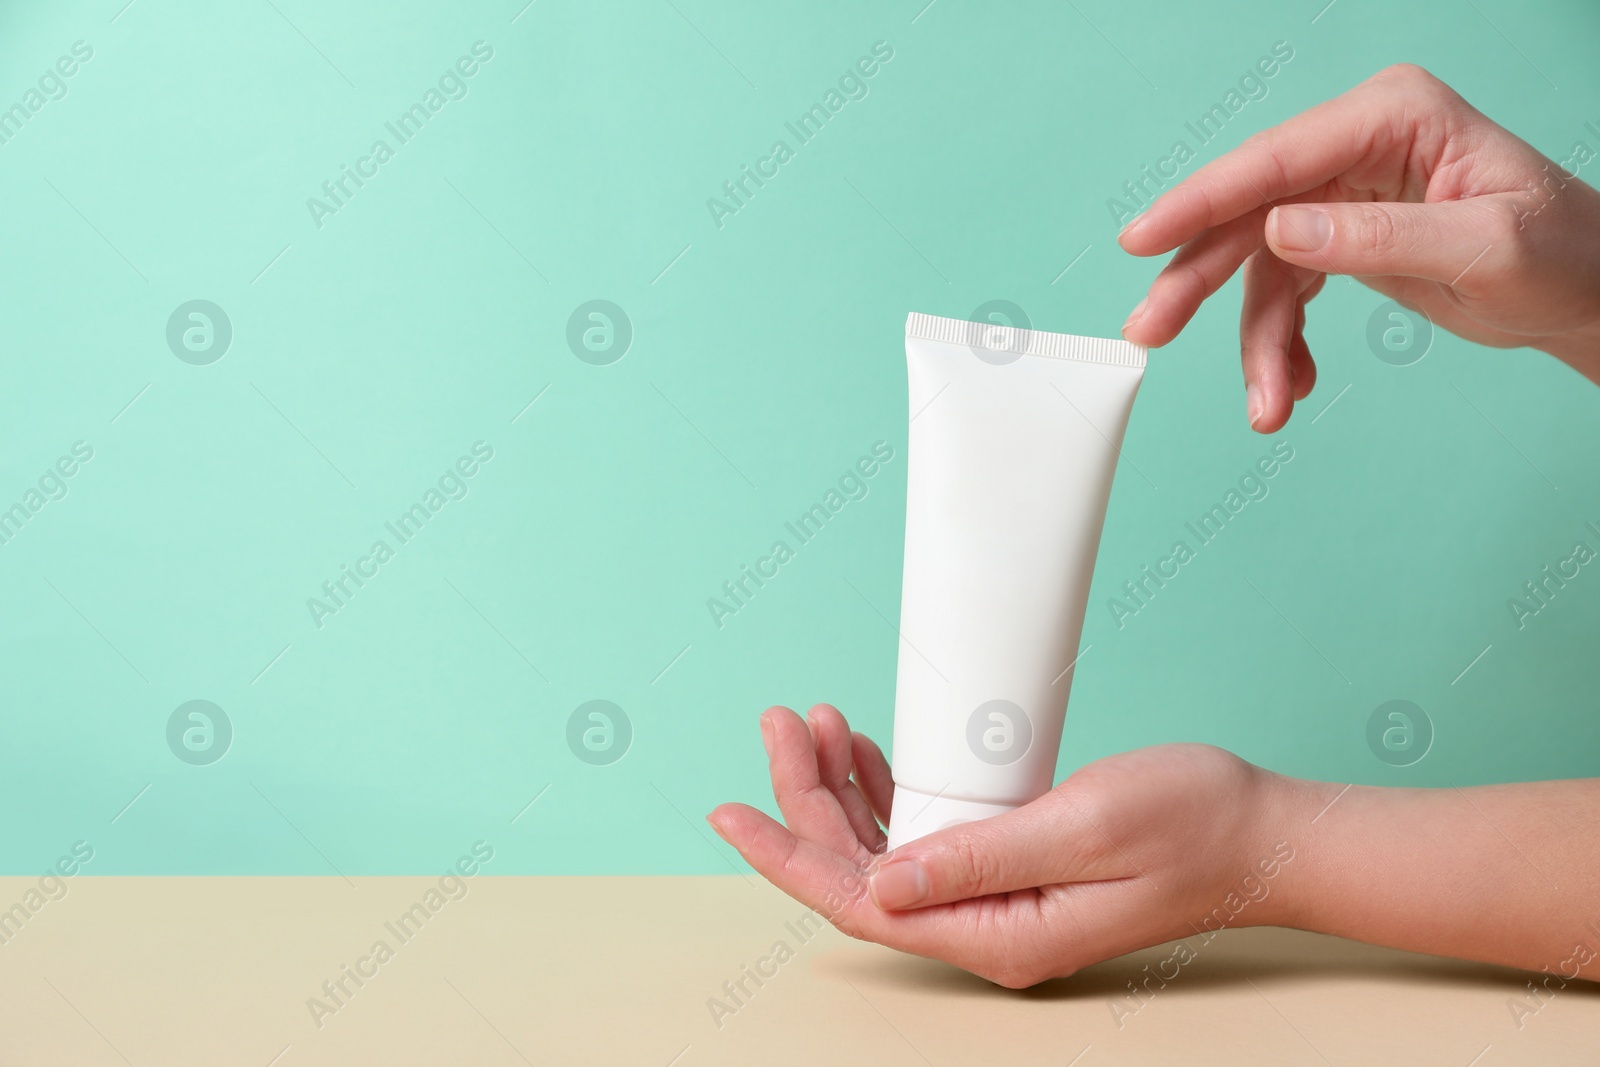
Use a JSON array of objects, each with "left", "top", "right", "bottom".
[
  {"left": 1241, "top": 770, "right": 1325, "bottom": 931},
  {"left": 1536, "top": 320, "right": 1600, "bottom": 384}
]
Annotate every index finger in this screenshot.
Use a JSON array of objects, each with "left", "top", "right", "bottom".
[{"left": 1117, "top": 64, "right": 1458, "bottom": 257}]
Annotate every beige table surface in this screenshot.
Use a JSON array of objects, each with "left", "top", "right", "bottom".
[{"left": 0, "top": 876, "right": 1593, "bottom": 1066}]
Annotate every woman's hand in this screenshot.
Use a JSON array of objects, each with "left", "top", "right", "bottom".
[
  {"left": 711, "top": 704, "right": 1600, "bottom": 984},
  {"left": 1119, "top": 63, "right": 1600, "bottom": 432},
  {"left": 707, "top": 704, "right": 1295, "bottom": 988}
]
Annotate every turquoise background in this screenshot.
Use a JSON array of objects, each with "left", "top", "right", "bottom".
[{"left": 2, "top": 0, "right": 1597, "bottom": 874}]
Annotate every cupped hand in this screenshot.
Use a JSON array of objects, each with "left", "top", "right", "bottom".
[
  {"left": 707, "top": 704, "right": 1294, "bottom": 988},
  {"left": 1119, "top": 63, "right": 1600, "bottom": 432}
]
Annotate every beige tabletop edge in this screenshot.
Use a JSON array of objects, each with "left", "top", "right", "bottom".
[{"left": 0, "top": 876, "right": 1593, "bottom": 1066}]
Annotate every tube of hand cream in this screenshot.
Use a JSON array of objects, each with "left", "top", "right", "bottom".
[{"left": 885, "top": 312, "right": 1146, "bottom": 850}]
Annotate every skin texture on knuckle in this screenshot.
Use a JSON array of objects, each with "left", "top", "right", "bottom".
[
  {"left": 1162, "top": 259, "right": 1213, "bottom": 313},
  {"left": 825, "top": 897, "right": 873, "bottom": 942},
  {"left": 1171, "top": 175, "right": 1220, "bottom": 238},
  {"left": 945, "top": 832, "right": 1004, "bottom": 899},
  {"left": 773, "top": 829, "right": 804, "bottom": 876},
  {"left": 1371, "top": 62, "right": 1451, "bottom": 102},
  {"left": 1347, "top": 203, "right": 1406, "bottom": 266},
  {"left": 1249, "top": 136, "right": 1296, "bottom": 201}
]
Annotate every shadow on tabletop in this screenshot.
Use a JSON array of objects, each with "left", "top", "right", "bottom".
[{"left": 810, "top": 926, "right": 1600, "bottom": 1002}]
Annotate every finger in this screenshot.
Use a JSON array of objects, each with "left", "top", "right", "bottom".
[
  {"left": 1265, "top": 197, "right": 1519, "bottom": 290},
  {"left": 806, "top": 705, "right": 852, "bottom": 791},
  {"left": 1122, "top": 207, "right": 1267, "bottom": 348},
  {"left": 1239, "top": 250, "right": 1313, "bottom": 433},
  {"left": 707, "top": 802, "right": 926, "bottom": 944},
  {"left": 709, "top": 801, "right": 1054, "bottom": 983},
  {"left": 1118, "top": 64, "right": 1464, "bottom": 256},
  {"left": 850, "top": 731, "right": 895, "bottom": 829},
  {"left": 1289, "top": 293, "right": 1317, "bottom": 402},
  {"left": 870, "top": 791, "right": 1126, "bottom": 911},
  {"left": 807, "top": 705, "right": 886, "bottom": 853},
  {"left": 763, "top": 706, "right": 864, "bottom": 857},
  {"left": 708, "top": 801, "right": 874, "bottom": 916},
  {"left": 1293, "top": 269, "right": 1324, "bottom": 399},
  {"left": 1288, "top": 331, "right": 1316, "bottom": 402}
]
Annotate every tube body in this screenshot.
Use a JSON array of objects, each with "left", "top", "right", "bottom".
[{"left": 885, "top": 312, "right": 1146, "bottom": 850}]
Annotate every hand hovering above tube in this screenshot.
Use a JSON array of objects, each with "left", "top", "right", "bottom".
[
  {"left": 1117, "top": 63, "right": 1600, "bottom": 433},
  {"left": 707, "top": 704, "right": 1278, "bottom": 989}
]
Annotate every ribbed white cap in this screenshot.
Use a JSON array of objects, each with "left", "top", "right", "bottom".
[{"left": 884, "top": 785, "right": 1017, "bottom": 851}]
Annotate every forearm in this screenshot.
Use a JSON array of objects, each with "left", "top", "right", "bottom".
[{"left": 1258, "top": 774, "right": 1600, "bottom": 980}]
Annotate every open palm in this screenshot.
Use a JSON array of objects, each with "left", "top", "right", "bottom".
[{"left": 708, "top": 704, "right": 1289, "bottom": 988}]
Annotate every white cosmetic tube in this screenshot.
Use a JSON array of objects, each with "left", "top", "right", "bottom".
[{"left": 885, "top": 312, "right": 1146, "bottom": 850}]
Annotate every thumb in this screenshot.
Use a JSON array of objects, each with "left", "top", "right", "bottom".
[
  {"left": 1265, "top": 198, "right": 1508, "bottom": 285},
  {"left": 868, "top": 793, "right": 1114, "bottom": 911}
]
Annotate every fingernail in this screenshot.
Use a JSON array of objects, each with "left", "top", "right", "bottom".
[
  {"left": 705, "top": 813, "right": 729, "bottom": 841},
  {"left": 1118, "top": 213, "right": 1146, "bottom": 242},
  {"left": 1122, "top": 298, "right": 1148, "bottom": 334},
  {"left": 870, "top": 858, "right": 929, "bottom": 910},
  {"left": 759, "top": 713, "right": 774, "bottom": 758},
  {"left": 1273, "top": 207, "right": 1332, "bottom": 252},
  {"left": 1246, "top": 382, "right": 1264, "bottom": 428}
]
